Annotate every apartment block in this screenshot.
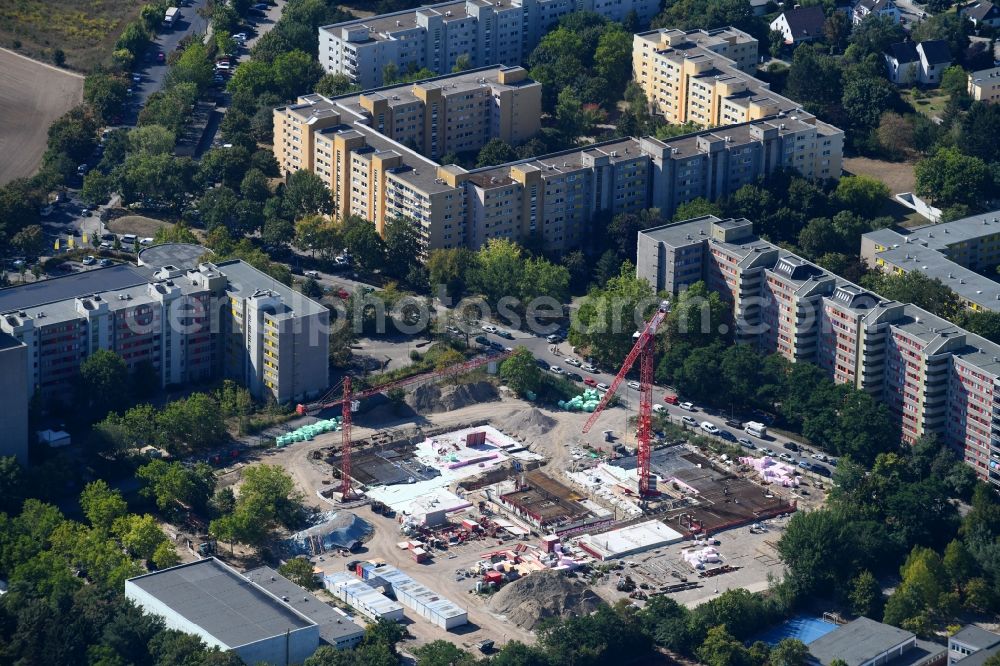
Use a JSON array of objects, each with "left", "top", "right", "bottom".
[
  {"left": 319, "top": 0, "right": 661, "bottom": 88},
  {"left": 638, "top": 216, "right": 1000, "bottom": 488},
  {"left": 0, "top": 254, "right": 329, "bottom": 412},
  {"left": 0, "top": 332, "right": 28, "bottom": 465},
  {"left": 632, "top": 28, "right": 844, "bottom": 180},
  {"left": 968, "top": 66, "right": 1000, "bottom": 103},
  {"left": 861, "top": 213, "right": 1000, "bottom": 313}
]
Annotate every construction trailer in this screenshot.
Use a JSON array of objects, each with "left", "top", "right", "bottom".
[
  {"left": 323, "top": 572, "right": 405, "bottom": 622},
  {"left": 368, "top": 564, "right": 468, "bottom": 630}
]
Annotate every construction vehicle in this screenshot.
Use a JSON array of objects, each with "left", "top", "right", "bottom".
[
  {"left": 582, "top": 301, "right": 670, "bottom": 497},
  {"left": 295, "top": 350, "right": 511, "bottom": 498}
]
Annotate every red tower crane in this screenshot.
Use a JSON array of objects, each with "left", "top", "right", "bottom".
[
  {"left": 296, "top": 351, "right": 512, "bottom": 498},
  {"left": 582, "top": 301, "right": 670, "bottom": 498}
]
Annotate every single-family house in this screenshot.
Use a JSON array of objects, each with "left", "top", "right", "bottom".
[
  {"left": 884, "top": 40, "right": 951, "bottom": 85},
  {"left": 853, "top": 0, "right": 901, "bottom": 24},
  {"left": 961, "top": 1, "right": 1000, "bottom": 27},
  {"left": 770, "top": 6, "right": 827, "bottom": 44}
]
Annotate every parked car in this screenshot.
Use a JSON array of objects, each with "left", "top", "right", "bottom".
[
  {"left": 798, "top": 461, "right": 811, "bottom": 469},
  {"left": 489, "top": 341, "right": 505, "bottom": 351},
  {"left": 445, "top": 325, "right": 461, "bottom": 335},
  {"left": 534, "top": 358, "right": 550, "bottom": 369},
  {"left": 496, "top": 330, "right": 514, "bottom": 340},
  {"left": 700, "top": 422, "right": 719, "bottom": 435},
  {"left": 304, "top": 270, "right": 320, "bottom": 278},
  {"left": 596, "top": 382, "right": 609, "bottom": 391},
  {"left": 156, "top": 51, "right": 165, "bottom": 64},
  {"left": 475, "top": 335, "right": 489, "bottom": 345},
  {"left": 566, "top": 372, "right": 583, "bottom": 382},
  {"left": 718, "top": 430, "right": 736, "bottom": 442},
  {"left": 663, "top": 394, "right": 679, "bottom": 405},
  {"left": 564, "top": 357, "right": 581, "bottom": 367},
  {"left": 583, "top": 377, "right": 597, "bottom": 387},
  {"left": 98, "top": 258, "right": 112, "bottom": 267},
  {"left": 482, "top": 324, "right": 498, "bottom": 333},
  {"left": 581, "top": 363, "right": 597, "bottom": 373},
  {"left": 682, "top": 416, "right": 698, "bottom": 427},
  {"left": 82, "top": 255, "right": 96, "bottom": 266},
  {"left": 737, "top": 438, "right": 755, "bottom": 449},
  {"left": 724, "top": 418, "right": 742, "bottom": 429},
  {"left": 627, "top": 381, "right": 640, "bottom": 390},
  {"left": 140, "top": 237, "right": 154, "bottom": 245},
  {"left": 336, "top": 288, "right": 350, "bottom": 299},
  {"left": 679, "top": 401, "right": 696, "bottom": 411},
  {"left": 549, "top": 365, "right": 563, "bottom": 374},
  {"left": 652, "top": 404, "right": 665, "bottom": 413},
  {"left": 811, "top": 463, "right": 832, "bottom": 477}
]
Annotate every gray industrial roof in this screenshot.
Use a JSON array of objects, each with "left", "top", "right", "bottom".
[
  {"left": 126, "top": 559, "right": 313, "bottom": 648},
  {"left": 808, "top": 617, "right": 916, "bottom": 666},
  {"left": 956, "top": 645, "right": 1000, "bottom": 666},
  {"left": 951, "top": 626, "right": 1000, "bottom": 651},
  {"left": 245, "top": 566, "right": 365, "bottom": 646},
  {"left": 0, "top": 264, "right": 148, "bottom": 314},
  {"left": 217, "top": 260, "right": 327, "bottom": 317}
]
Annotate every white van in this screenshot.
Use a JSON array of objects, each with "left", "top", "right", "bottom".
[
  {"left": 120, "top": 234, "right": 138, "bottom": 246},
  {"left": 744, "top": 421, "right": 767, "bottom": 438}
]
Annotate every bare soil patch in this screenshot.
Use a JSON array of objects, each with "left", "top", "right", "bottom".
[
  {"left": 108, "top": 215, "right": 173, "bottom": 237},
  {"left": 0, "top": 48, "right": 83, "bottom": 185},
  {"left": 843, "top": 156, "right": 917, "bottom": 194}
]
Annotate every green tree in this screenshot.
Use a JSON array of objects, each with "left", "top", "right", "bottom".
[
  {"left": 279, "top": 557, "right": 320, "bottom": 590},
  {"left": 842, "top": 76, "right": 897, "bottom": 129},
  {"left": 769, "top": 29, "right": 785, "bottom": 58},
  {"left": 77, "top": 349, "right": 128, "bottom": 418},
  {"left": 83, "top": 74, "right": 128, "bottom": 124},
  {"left": 555, "top": 86, "right": 590, "bottom": 140},
  {"left": 593, "top": 26, "right": 633, "bottom": 98},
  {"left": 272, "top": 50, "right": 325, "bottom": 99},
  {"left": 342, "top": 216, "right": 387, "bottom": 269},
  {"left": 137, "top": 459, "right": 216, "bottom": 514},
  {"left": 413, "top": 640, "right": 477, "bottom": 666},
  {"left": 849, "top": 15, "right": 905, "bottom": 56},
  {"left": 239, "top": 168, "right": 270, "bottom": 202},
  {"left": 785, "top": 44, "right": 843, "bottom": 116},
  {"left": 941, "top": 65, "right": 969, "bottom": 99},
  {"left": 476, "top": 138, "right": 517, "bottom": 168},
  {"left": 170, "top": 42, "right": 214, "bottom": 90},
  {"left": 11, "top": 225, "right": 45, "bottom": 258},
  {"left": 570, "top": 262, "right": 656, "bottom": 366},
  {"left": 835, "top": 175, "right": 890, "bottom": 215},
  {"left": 115, "top": 513, "right": 168, "bottom": 560},
  {"left": 452, "top": 53, "right": 473, "bottom": 73},
  {"left": 674, "top": 198, "right": 722, "bottom": 222},
  {"left": 79, "top": 480, "right": 128, "bottom": 533},
  {"left": 152, "top": 540, "right": 181, "bottom": 569},
  {"left": 315, "top": 72, "right": 359, "bottom": 97},
  {"left": 849, "top": 570, "right": 883, "bottom": 617},
  {"left": 428, "top": 247, "right": 475, "bottom": 300},
  {"left": 915, "top": 147, "right": 991, "bottom": 208},
  {"left": 294, "top": 214, "right": 341, "bottom": 257},
  {"left": 771, "top": 639, "right": 809, "bottom": 666},
  {"left": 128, "top": 124, "right": 176, "bottom": 156},
  {"left": 284, "top": 169, "right": 332, "bottom": 217},
  {"left": 500, "top": 348, "right": 543, "bottom": 396},
  {"left": 157, "top": 394, "right": 227, "bottom": 453},
  {"left": 697, "top": 625, "right": 752, "bottom": 666},
  {"left": 383, "top": 216, "right": 423, "bottom": 281}
]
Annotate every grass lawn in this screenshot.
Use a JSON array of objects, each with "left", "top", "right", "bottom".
[
  {"left": 902, "top": 89, "right": 950, "bottom": 120},
  {"left": 0, "top": 0, "right": 146, "bottom": 71}
]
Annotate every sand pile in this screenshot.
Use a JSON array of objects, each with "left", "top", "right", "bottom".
[
  {"left": 508, "top": 407, "right": 557, "bottom": 438},
  {"left": 488, "top": 570, "right": 604, "bottom": 630},
  {"left": 406, "top": 381, "right": 498, "bottom": 413}
]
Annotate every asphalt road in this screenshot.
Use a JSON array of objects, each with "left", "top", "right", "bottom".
[{"left": 127, "top": 0, "right": 210, "bottom": 124}]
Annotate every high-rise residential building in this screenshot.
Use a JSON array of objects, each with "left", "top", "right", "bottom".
[
  {"left": 319, "top": 0, "right": 661, "bottom": 88},
  {"left": 274, "top": 64, "right": 843, "bottom": 253},
  {"left": 0, "top": 332, "right": 28, "bottom": 465},
  {"left": 861, "top": 214, "right": 1000, "bottom": 314},
  {"left": 638, "top": 215, "right": 1000, "bottom": 488},
  {"left": 0, "top": 250, "right": 329, "bottom": 411},
  {"left": 632, "top": 27, "right": 843, "bottom": 181}
]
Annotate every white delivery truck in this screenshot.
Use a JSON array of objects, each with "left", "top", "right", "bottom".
[
  {"left": 744, "top": 421, "right": 767, "bottom": 438},
  {"left": 163, "top": 6, "right": 179, "bottom": 28}
]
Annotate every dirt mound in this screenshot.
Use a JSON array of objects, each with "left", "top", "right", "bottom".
[
  {"left": 405, "top": 380, "right": 498, "bottom": 413},
  {"left": 488, "top": 570, "right": 604, "bottom": 630},
  {"left": 507, "top": 407, "right": 557, "bottom": 438}
]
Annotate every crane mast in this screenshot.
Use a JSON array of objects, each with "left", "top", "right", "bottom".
[{"left": 582, "top": 301, "right": 670, "bottom": 497}]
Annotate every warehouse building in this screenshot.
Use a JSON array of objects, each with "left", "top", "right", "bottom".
[
  {"left": 324, "top": 572, "right": 406, "bottom": 622},
  {"left": 125, "top": 559, "right": 320, "bottom": 665},
  {"left": 638, "top": 215, "right": 1000, "bottom": 488},
  {"left": 246, "top": 567, "right": 366, "bottom": 651},
  {"left": 807, "top": 617, "right": 945, "bottom": 666}
]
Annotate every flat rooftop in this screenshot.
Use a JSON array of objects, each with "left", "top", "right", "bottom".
[
  {"left": 578, "top": 520, "right": 685, "bottom": 558},
  {"left": 245, "top": 567, "right": 364, "bottom": 645},
  {"left": 0, "top": 264, "right": 148, "bottom": 313},
  {"left": 137, "top": 243, "right": 211, "bottom": 271},
  {"left": 218, "top": 260, "right": 327, "bottom": 317},
  {"left": 126, "top": 559, "right": 313, "bottom": 649}
]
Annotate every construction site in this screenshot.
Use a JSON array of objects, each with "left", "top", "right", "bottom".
[{"left": 230, "top": 310, "right": 820, "bottom": 650}]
